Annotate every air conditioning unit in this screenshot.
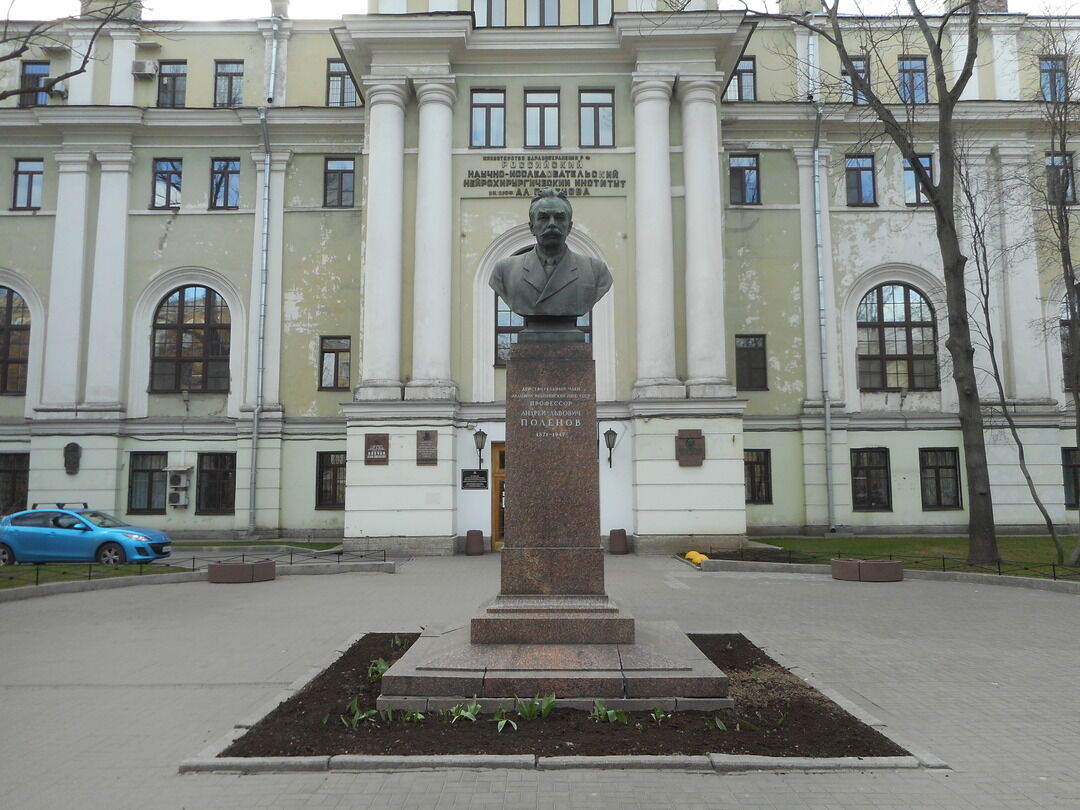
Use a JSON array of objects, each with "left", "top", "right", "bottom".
[
  {"left": 168, "top": 471, "right": 189, "bottom": 489},
  {"left": 47, "top": 82, "right": 68, "bottom": 99},
  {"left": 168, "top": 490, "right": 189, "bottom": 507},
  {"left": 131, "top": 60, "right": 158, "bottom": 78}
]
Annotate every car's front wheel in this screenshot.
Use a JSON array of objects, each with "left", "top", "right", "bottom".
[
  {"left": 0, "top": 543, "right": 13, "bottom": 566},
  {"left": 96, "top": 542, "right": 125, "bottom": 566}
]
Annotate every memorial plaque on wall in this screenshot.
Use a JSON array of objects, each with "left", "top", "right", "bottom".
[
  {"left": 416, "top": 430, "right": 438, "bottom": 466},
  {"left": 364, "top": 433, "right": 389, "bottom": 465},
  {"left": 461, "top": 469, "right": 489, "bottom": 490},
  {"left": 676, "top": 429, "right": 705, "bottom": 467}
]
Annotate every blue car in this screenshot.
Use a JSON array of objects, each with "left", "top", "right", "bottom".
[{"left": 0, "top": 507, "right": 172, "bottom": 566}]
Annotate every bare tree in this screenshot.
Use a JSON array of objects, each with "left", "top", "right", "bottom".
[
  {"left": 764, "top": 1, "right": 999, "bottom": 563},
  {"left": 1, "top": 1, "right": 147, "bottom": 103}
]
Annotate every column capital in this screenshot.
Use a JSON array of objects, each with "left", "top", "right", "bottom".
[
  {"left": 250, "top": 150, "right": 293, "bottom": 171},
  {"left": 993, "top": 142, "right": 1033, "bottom": 166},
  {"left": 363, "top": 78, "right": 410, "bottom": 109},
  {"left": 95, "top": 150, "right": 135, "bottom": 171},
  {"left": 54, "top": 151, "right": 93, "bottom": 172},
  {"left": 631, "top": 74, "right": 676, "bottom": 105},
  {"left": 677, "top": 76, "right": 722, "bottom": 106},
  {"left": 107, "top": 28, "right": 141, "bottom": 42},
  {"left": 414, "top": 77, "right": 457, "bottom": 107},
  {"left": 791, "top": 143, "right": 819, "bottom": 166}
]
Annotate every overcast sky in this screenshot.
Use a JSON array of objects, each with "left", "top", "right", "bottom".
[{"left": 5, "top": 0, "right": 1069, "bottom": 21}]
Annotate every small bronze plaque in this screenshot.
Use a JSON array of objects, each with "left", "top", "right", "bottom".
[
  {"left": 364, "top": 433, "right": 389, "bottom": 465},
  {"left": 461, "top": 469, "right": 489, "bottom": 490},
  {"left": 416, "top": 430, "right": 438, "bottom": 466},
  {"left": 676, "top": 429, "right": 705, "bottom": 467}
]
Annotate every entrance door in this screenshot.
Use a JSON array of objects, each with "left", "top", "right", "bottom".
[{"left": 490, "top": 441, "right": 506, "bottom": 551}]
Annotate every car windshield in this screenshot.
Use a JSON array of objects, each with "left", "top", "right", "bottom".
[{"left": 78, "top": 511, "right": 130, "bottom": 528}]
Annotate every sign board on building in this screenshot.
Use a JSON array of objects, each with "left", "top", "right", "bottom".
[
  {"left": 675, "top": 429, "right": 705, "bottom": 467},
  {"left": 365, "top": 433, "right": 389, "bottom": 465},
  {"left": 461, "top": 469, "right": 489, "bottom": 490},
  {"left": 416, "top": 430, "right": 438, "bottom": 466}
]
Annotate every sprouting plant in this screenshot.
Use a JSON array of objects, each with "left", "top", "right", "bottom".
[
  {"left": 341, "top": 696, "right": 379, "bottom": 729},
  {"left": 589, "top": 700, "right": 628, "bottom": 725},
  {"left": 705, "top": 716, "right": 727, "bottom": 732},
  {"left": 367, "top": 657, "right": 390, "bottom": 682},
  {"left": 379, "top": 708, "right": 394, "bottom": 724},
  {"left": 450, "top": 697, "right": 480, "bottom": 723},
  {"left": 390, "top": 634, "right": 406, "bottom": 651},
  {"left": 492, "top": 706, "right": 517, "bottom": 732},
  {"left": 650, "top": 707, "right": 670, "bottom": 726},
  {"left": 539, "top": 693, "right": 556, "bottom": 718},
  {"left": 402, "top": 710, "right": 425, "bottom": 724},
  {"left": 515, "top": 693, "right": 556, "bottom": 720}
]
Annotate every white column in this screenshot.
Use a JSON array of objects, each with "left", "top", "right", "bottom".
[
  {"left": 107, "top": 31, "right": 139, "bottom": 105},
  {"left": 406, "top": 78, "right": 457, "bottom": 401},
  {"left": 84, "top": 151, "right": 133, "bottom": 409},
  {"left": 994, "top": 145, "right": 1051, "bottom": 401},
  {"left": 357, "top": 80, "right": 408, "bottom": 400},
  {"left": 631, "top": 75, "right": 684, "bottom": 399},
  {"left": 39, "top": 152, "right": 93, "bottom": 412},
  {"left": 950, "top": 23, "right": 980, "bottom": 100},
  {"left": 246, "top": 150, "right": 291, "bottom": 412},
  {"left": 66, "top": 33, "right": 96, "bottom": 105},
  {"left": 680, "top": 77, "right": 732, "bottom": 398},
  {"left": 992, "top": 22, "right": 1021, "bottom": 100}
]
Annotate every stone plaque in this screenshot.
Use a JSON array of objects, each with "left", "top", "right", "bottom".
[
  {"left": 416, "top": 430, "right": 437, "bottom": 466},
  {"left": 461, "top": 469, "right": 488, "bottom": 490},
  {"left": 676, "top": 429, "right": 705, "bottom": 467},
  {"left": 364, "top": 433, "right": 389, "bottom": 465}
]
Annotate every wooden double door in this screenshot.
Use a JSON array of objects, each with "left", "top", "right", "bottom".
[{"left": 490, "top": 442, "right": 506, "bottom": 551}]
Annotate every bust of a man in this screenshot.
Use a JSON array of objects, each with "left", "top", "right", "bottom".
[{"left": 489, "top": 189, "right": 613, "bottom": 325}]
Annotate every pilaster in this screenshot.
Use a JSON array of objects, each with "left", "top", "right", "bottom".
[
  {"left": 107, "top": 30, "right": 139, "bottom": 105},
  {"left": 990, "top": 20, "right": 1023, "bottom": 100},
  {"left": 65, "top": 27, "right": 97, "bottom": 105}
]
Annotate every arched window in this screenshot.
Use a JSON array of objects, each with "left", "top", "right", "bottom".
[
  {"left": 0, "top": 286, "right": 30, "bottom": 394},
  {"left": 494, "top": 294, "right": 590, "bottom": 366},
  {"left": 856, "top": 282, "right": 938, "bottom": 391},
  {"left": 151, "top": 285, "right": 230, "bottom": 392}
]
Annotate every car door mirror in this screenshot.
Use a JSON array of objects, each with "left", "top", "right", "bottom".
[{"left": 73, "top": 523, "right": 89, "bottom": 531}]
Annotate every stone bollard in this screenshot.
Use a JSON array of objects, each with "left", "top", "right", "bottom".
[
  {"left": 465, "top": 530, "right": 485, "bottom": 556},
  {"left": 608, "top": 528, "right": 629, "bottom": 555}
]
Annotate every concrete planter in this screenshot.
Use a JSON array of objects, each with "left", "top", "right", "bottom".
[
  {"left": 207, "top": 560, "right": 276, "bottom": 583},
  {"left": 830, "top": 559, "right": 903, "bottom": 582}
]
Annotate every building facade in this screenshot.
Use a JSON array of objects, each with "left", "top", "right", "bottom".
[{"left": 0, "top": 0, "right": 1076, "bottom": 552}]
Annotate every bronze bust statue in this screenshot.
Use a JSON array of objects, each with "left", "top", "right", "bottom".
[{"left": 489, "top": 189, "right": 612, "bottom": 341}]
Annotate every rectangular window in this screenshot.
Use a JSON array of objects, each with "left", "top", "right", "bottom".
[
  {"left": 12, "top": 159, "right": 43, "bottom": 210},
  {"left": 471, "top": 89, "right": 506, "bottom": 148},
  {"left": 152, "top": 158, "right": 182, "bottom": 209},
  {"left": 316, "top": 451, "right": 346, "bottom": 509},
  {"left": 851, "top": 448, "right": 892, "bottom": 511},
  {"left": 19, "top": 61, "right": 49, "bottom": 107},
  {"left": 525, "top": 0, "right": 559, "bottom": 26},
  {"left": 525, "top": 90, "right": 560, "bottom": 148},
  {"left": 128, "top": 452, "right": 167, "bottom": 514},
  {"left": 898, "top": 56, "right": 928, "bottom": 104},
  {"left": 903, "top": 154, "right": 933, "bottom": 205},
  {"left": 579, "top": 0, "right": 612, "bottom": 25},
  {"left": 196, "top": 453, "right": 236, "bottom": 515},
  {"left": 735, "top": 334, "right": 767, "bottom": 390},
  {"left": 324, "top": 158, "right": 355, "bottom": 208},
  {"left": 579, "top": 89, "right": 614, "bottom": 148},
  {"left": 1064, "top": 448, "right": 1080, "bottom": 508},
  {"left": 157, "top": 61, "right": 187, "bottom": 108},
  {"left": 744, "top": 449, "right": 772, "bottom": 505},
  {"left": 724, "top": 57, "right": 756, "bottom": 101},
  {"left": 0, "top": 453, "right": 29, "bottom": 516},
  {"left": 1046, "top": 153, "right": 1075, "bottom": 205},
  {"left": 213, "top": 60, "right": 244, "bottom": 108},
  {"left": 319, "top": 336, "right": 351, "bottom": 390},
  {"left": 475, "top": 0, "right": 506, "bottom": 27},
  {"left": 729, "top": 154, "right": 760, "bottom": 205},
  {"left": 842, "top": 56, "right": 869, "bottom": 105},
  {"left": 1041, "top": 56, "right": 1067, "bottom": 102},
  {"left": 846, "top": 155, "right": 877, "bottom": 206},
  {"left": 209, "top": 158, "right": 240, "bottom": 209},
  {"left": 1061, "top": 314, "right": 1076, "bottom": 390},
  {"left": 326, "top": 59, "right": 357, "bottom": 107},
  {"left": 919, "top": 447, "right": 961, "bottom": 510}
]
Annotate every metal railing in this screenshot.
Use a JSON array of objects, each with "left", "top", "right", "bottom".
[{"left": 706, "top": 546, "right": 1080, "bottom": 582}]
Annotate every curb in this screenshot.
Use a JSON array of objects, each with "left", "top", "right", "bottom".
[
  {"left": 537, "top": 755, "right": 713, "bottom": 771},
  {"left": 330, "top": 754, "right": 535, "bottom": 771},
  {"left": 697, "top": 559, "right": 1080, "bottom": 595},
  {"left": 0, "top": 561, "right": 394, "bottom": 602}
]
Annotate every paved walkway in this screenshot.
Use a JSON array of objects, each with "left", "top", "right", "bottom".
[{"left": 1, "top": 554, "right": 1077, "bottom": 809}]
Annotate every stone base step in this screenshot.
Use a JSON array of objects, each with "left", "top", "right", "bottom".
[{"left": 471, "top": 612, "right": 635, "bottom": 644}]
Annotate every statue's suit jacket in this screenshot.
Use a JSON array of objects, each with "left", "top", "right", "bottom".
[{"left": 489, "top": 247, "right": 613, "bottom": 317}]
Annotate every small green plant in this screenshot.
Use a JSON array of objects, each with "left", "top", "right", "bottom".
[
  {"left": 589, "top": 700, "right": 628, "bottom": 725},
  {"left": 450, "top": 697, "right": 481, "bottom": 724},
  {"left": 705, "top": 716, "right": 727, "bottom": 731},
  {"left": 390, "top": 634, "right": 406, "bottom": 651},
  {"left": 650, "top": 707, "right": 670, "bottom": 726},
  {"left": 341, "top": 696, "right": 380, "bottom": 729},
  {"left": 367, "top": 657, "right": 390, "bottom": 682},
  {"left": 492, "top": 706, "right": 517, "bottom": 732},
  {"left": 515, "top": 693, "right": 556, "bottom": 721},
  {"left": 402, "top": 710, "right": 425, "bottom": 724},
  {"left": 379, "top": 707, "right": 394, "bottom": 724}
]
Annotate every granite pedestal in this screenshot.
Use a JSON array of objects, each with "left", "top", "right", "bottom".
[{"left": 378, "top": 341, "right": 730, "bottom": 709}]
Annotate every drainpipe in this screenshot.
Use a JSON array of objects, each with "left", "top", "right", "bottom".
[
  {"left": 807, "top": 16, "right": 836, "bottom": 532},
  {"left": 249, "top": 15, "right": 281, "bottom": 534}
]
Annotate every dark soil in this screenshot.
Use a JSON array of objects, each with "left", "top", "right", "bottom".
[{"left": 223, "top": 633, "right": 907, "bottom": 758}]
